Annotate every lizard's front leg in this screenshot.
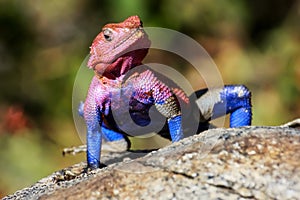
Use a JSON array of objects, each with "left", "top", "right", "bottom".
[
  {"left": 148, "top": 73, "right": 184, "bottom": 142},
  {"left": 86, "top": 127, "right": 102, "bottom": 169},
  {"left": 155, "top": 96, "right": 184, "bottom": 142},
  {"left": 79, "top": 101, "right": 126, "bottom": 143},
  {"left": 195, "top": 85, "right": 252, "bottom": 127},
  {"left": 83, "top": 79, "right": 106, "bottom": 169}
]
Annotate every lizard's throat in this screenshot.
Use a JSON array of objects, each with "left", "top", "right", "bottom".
[
  {"left": 94, "top": 49, "right": 148, "bottom": 80},
  {"left": 94, "top": 56, "right": 138, "bottom": 80}
]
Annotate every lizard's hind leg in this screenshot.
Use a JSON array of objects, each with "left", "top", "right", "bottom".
[
  {"left": 222, "top": 85, "right": 252, "bottom": 127},
  {"left": 195, "top": 85, "right": 252, "bottom": 128}
]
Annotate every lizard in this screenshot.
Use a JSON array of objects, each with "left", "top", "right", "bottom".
[{"left": 81, "top": 15, "right": 252, "bottom": 169}]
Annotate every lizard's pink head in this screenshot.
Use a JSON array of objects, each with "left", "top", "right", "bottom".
[{"left": 88, "top": 16, "right": 151, "bottom": 79}]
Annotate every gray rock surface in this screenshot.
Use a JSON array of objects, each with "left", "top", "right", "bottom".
[{"left": 3, "top": 124, "right": 300, "bottom": 200}]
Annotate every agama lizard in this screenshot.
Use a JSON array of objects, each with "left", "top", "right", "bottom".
[{"left": 81, "top": 16, "right": 252, "bottom": 169}]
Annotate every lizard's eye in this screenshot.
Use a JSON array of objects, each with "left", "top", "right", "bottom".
[{"left": 103, "top": 29, "right": 113, "bottom": 42}]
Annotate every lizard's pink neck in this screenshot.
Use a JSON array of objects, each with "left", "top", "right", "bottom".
[{"left": 95, "top": 48, "right": 148, "bottom": 80}]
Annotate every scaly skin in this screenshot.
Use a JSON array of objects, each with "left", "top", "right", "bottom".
[{"left": 83, "top": 16, "right": 252, "bottom": 169}]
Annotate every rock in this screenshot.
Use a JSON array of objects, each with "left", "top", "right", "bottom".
[{"left": 3, "top": 124, "right": 300, "bottom": 200}]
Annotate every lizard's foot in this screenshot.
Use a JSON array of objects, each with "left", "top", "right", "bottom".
[
  {"left": 53, "top": 162, "right": 107, "bottom": 182},
  {"left": 53, "top": 162, "right": 86, "bottom": 182}
]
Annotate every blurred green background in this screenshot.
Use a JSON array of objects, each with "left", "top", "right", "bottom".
[{"left": 0, "top": 0, "right": 299, "bottom": 196}]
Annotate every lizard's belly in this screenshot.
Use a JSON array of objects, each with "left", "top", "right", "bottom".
[
  {"left": 102, "top": 77, "right": 167, "bottom": 136},
  {"left": 104, "top": 96, "right": 166, "bottom": 136}
]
